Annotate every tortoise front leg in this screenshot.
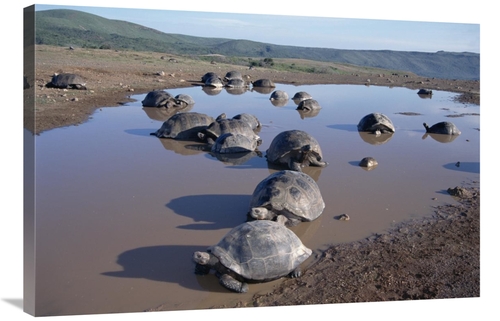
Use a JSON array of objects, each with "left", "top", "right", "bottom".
[
  {"left": 306, "top": 151, "right": 328, "bottom": 168},
  {"left": 288, "top": 157, "right": 303, "bottom": 172},
  {"left": 219, "top": 274, "right": 249, "bottom": 293},
  {"left": 194, "top": 263, "right": 211, "bottom": 275},
  {"left": 289, "top": 267, "right": 302, "bottom": 278}
]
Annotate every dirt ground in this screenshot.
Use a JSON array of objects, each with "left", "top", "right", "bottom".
[{"left": 26, "top": 45, "right": 480, "bottom": 308}]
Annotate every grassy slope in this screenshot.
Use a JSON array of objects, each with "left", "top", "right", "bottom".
[{"left": 34, "top": 9, "right": 479, "bottom": 80}]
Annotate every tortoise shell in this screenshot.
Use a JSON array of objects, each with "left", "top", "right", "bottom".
[
  {"left": 152, "top": 112, "right": 215, "bottom": 140},
  {"left": 357, "top": 112, "right": 395, "bottom": 133},
  {"left": 142, "top": 90, "right": 173, "bottom": 107},
  {"left": 209, "top": 220, "right": 312, "bottom": 281},
  {"left": 249, "top": 170, "right": 325, "bottom": 222},
  {"left": 266, "top": 130, "right": 325, "bottom": 167}
]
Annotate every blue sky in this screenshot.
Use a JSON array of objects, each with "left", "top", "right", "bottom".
[{"left": 34, "top": 3, "right": 480, "bottom": 53}]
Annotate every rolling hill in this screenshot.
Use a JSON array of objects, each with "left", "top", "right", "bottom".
[{"left": 33, "top": 9, "right": 479, "bottom": 80}]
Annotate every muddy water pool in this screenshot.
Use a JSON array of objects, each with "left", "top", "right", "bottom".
[{"left": 32, "top": 84, "right": 479, "bottom": 316}]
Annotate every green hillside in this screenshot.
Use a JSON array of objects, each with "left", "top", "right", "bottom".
[{"left": 34, "top": 9, "right": 479, "bottom": 80}]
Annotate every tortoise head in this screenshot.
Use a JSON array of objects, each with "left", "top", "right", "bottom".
[
  {"left": 165, "top": 98, "right": 182, "bottom": 108},
  {"left": 423, "top": 122, "right": 430, "bottom": 131},
  {"left": 299, "top": 144, "right": 321, "bottom": 161},
  {"left": 300, "top": 144, "right": 312, "bottom": 153},
  {"left": 215, "top": 113, "right": 227, "bottom": 121},
  {"left": 249, "top": 207, "right": 273, "bottom": 221},
  {"left": 193, "top": 251, "right": 211, "bottom": 265}
]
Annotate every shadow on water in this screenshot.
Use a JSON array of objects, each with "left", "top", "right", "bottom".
[
  {"left": 443, "top": 162, "right": 480, "bottom": 173},
  {"left": 436, "top": 189, "right": 453, "bottom": 195},
  {"left": 166, "top": 194, "right": 250, "bottom": 230},
  {"left": 348, "top": 160, "right": 361, "bottom": 167},
  {"left": 101, "top": 244, "right": 210, "bottom": 291},
  {"left": 125, "top": 128, "right": 157, "bottom": 137},
  {"left": 327, "top": 124, "right": 358, "bottom": 132},
  {"left": 194, "top": 272, "right": 237, "bottom": 294}
]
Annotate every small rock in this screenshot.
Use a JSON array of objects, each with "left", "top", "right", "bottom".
[
  {"left": 337, "top": 214, "right": 350, "bottom": 221},
  {"left": 447, "top": 186, "right": 473, "bottom": 199},
  {"left": 359, "top": 157, "right": 378, "bottom": 169}
]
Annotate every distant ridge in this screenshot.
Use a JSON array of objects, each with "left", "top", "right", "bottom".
[{"left": 34, "top": 9, "right": 479, "bottom": 80}]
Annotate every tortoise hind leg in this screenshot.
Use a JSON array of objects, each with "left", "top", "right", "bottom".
[{"left": 219, "top": 274, "right": 248, "bottom": 293}]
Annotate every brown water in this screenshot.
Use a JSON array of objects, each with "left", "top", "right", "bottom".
[{"left": 31, "top": 84, "right": 479, "bottom": 316}]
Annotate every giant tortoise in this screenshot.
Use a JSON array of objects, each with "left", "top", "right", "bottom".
[
  {"left": 224, "top": 78, "right": 249, "bottom": 89},
  {"left": 201, "top": 72, "right": 220, "bottom": 83},
  {"left": 193, "top": 220, "right": 311, "bottom": 293},
  {"left": 204, "top": 74, "right": 224, "bottom": 88},
  {"left": 151, "top": 112, "right": 215, "bottom": 140},
  {"left": 231, "top": 113, "right": 261, "bottom": 131},
  {"left": 269, "top": 90, "right": 289, "bottom": 101},
  {"left": 251, "top": 79, "right": 276, "bottom": 88},
  {"left": 266, "top": 130, "right": 328, "bottom": 172},
  {"left": 357, "top": 112, "right": 395, "bottom": 135},
  {"left": 224, "top": 70, "right": 243, "bottom": 81},
  {"left": 423, "top": 121, "right": 461, "bottom": 135},
  {"left": 296, "top": 98, "right": 321, "bottom": 112},
  {"left": 198, "top": 114, "right": 261, "bottom": 144},
  {"left": 210, "top": 132, "right": 261, "bottom": 154},
  {"left": 46, "top": 73, "right": 87, "bottom": 90},
  {"left": 166, "top": 94, "right": 195, "bottom": 108},
  {"left": 142, "top": 90, "right": 173, "bottom": 107},
  {"left": 292, "top": 91, "right": 313, "bottom": 104},
  {"left": 248, "top": 170, "right": 325, "bottom": 226}
]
